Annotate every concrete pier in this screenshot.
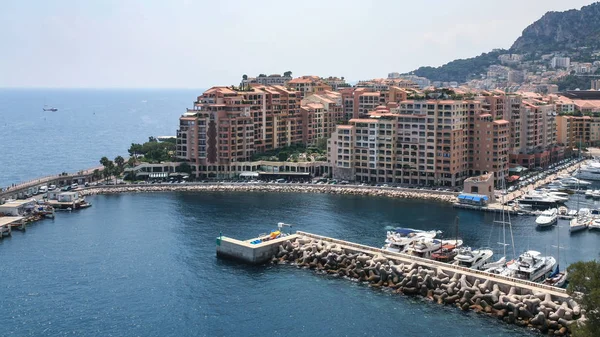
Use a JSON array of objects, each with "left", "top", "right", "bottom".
[
  {"left": 216, "top": 233, "right": 299, "bottom": 264},
  {"left": 294, "top": 231, "right": 568, "bottom": 299}
]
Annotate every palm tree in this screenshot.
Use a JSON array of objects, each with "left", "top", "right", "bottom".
[{"left": 114, "top": 156, "right": 125, "bottom": 173}]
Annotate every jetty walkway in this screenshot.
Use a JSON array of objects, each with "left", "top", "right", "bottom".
[
  {"left": 217, "top": 230, "right": 580, "bottom": 335},
  {"left": 295, "top": 231, "right": 568, "bottom": 299},
  {"left": 0, "top": 167, "right": 103, "bottom": 202}
]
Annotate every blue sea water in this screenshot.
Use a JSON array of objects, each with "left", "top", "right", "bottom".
[
  {"left": 1, "top": 90, "right": 599, "bottom": 336},
  {"left": 0, "top": 88, "right": 201, "bottom": 187}
]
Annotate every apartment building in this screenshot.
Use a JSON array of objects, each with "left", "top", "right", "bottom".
[
  {"left": 329, "top": 101, "right": 472, "bottom": 187},
  {"left": 286, "top": 76, "right": 332, "bottom": 99},
  {"left": 321, "top": 76, "right": 348, "bottom": 91},
  {"left": 510, "top": 102, "right": 557, "bottom": 168},
  {"left": 556, "top": 115, "right": 591, "bottom": 148},
  {"left": 241, "top": 74, "right": 292, "bottom": 87},
  {"left": 300, "top": 91, "right": 344, "bottom": 144},
  {"left": 467, "top": 106, "right": 510, "bottom": 183},
  {"left": 177, "top": 85, "right": 303, "bottom": 177}
]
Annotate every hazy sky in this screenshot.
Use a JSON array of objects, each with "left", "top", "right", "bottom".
[{"left": 0, "top": 0, "right": 595, "bottom": 88}]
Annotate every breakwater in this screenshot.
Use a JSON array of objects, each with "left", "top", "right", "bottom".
[
  {"left": 266, "top": 232, "right": 582, "bottom": 336},
  {"left": 80, "top": 184, "right": 458, "bottom": 202}
]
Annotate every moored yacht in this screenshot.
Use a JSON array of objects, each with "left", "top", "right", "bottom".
[
  {"left": 453, "top": 247, "right": 494, "bottom": 270},
  {"left": 405, "top": 238, "right": 463, "bottom": 259},
  {"left": 588, "top": 218, "right": 600, "bottom": 230},
  {"left": 557, "top": 176, "right": 591, "bottom": 188},
  {"left": 504, "top": 250, "right": 557, "bottom": 282},
  {"left": 574, "top": 162, "right": 600, "bottom": 181},
  {"left": 570, "top": 208, "right": 590, "bottom": 233},
  {"left": 535, "top": 208, "right": 558, "bottom": 228},
  {"left": 383, "top": 228, "right": 439, "bottom": 253},
  {"left": 519, "top": 192, "right": 560, "bottom": 206}
]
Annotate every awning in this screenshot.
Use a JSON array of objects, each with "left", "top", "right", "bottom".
[{"left": 506, "top": 175, "right": 520, "bottom": 182}]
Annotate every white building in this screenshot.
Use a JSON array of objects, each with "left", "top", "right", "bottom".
[{"left": 550, "top": 57, "right": 570, "bottom": 69}]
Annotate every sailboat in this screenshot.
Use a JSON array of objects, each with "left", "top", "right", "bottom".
[
  {"left": 431, "top": 216, "right": 462, "bottom": 262},
  {"left": 570, "top": 142, "right": 589, "bottom": 233},
  {"left": 542, "top": 224, "right": 568, "bottom": 288},
  {"left": 482, "top": 177, "right": 515, "bottom": 274}
]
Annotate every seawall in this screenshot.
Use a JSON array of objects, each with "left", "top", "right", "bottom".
[{"left": 79, "top": 183, "right": 458, "bottom": 203}]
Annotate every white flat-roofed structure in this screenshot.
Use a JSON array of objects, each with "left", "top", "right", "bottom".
[
  {"left": 0, "top": 216, "right": 24, "bottom": 227},
  {"left": 0, "top": 200, "right": 36, "bottom": 216},
  {"left": 57, "top": 192, "right": 79, "bottom": 203}
]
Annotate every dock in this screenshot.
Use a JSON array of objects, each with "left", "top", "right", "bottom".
[{"left": 217, "top": 230, "right": 581, "bottom": 335}]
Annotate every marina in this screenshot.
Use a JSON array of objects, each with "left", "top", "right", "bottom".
[{"left": 217, "top": 229, "right": 580, "bottom": 335}]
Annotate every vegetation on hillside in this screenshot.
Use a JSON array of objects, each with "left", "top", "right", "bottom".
[
  {"left": 554, "top": 75, "right": 592, "bottom": 91},
  {"left": 511, "top": 3, "right": 600, "bottom": 54},
  {"left": 567, "top": 260, "right": 600, "bottom": 337},
  {"left": 128, "top": 137, "right": 175, "bottom": 163},
  {"left": 252, "top": 139, "right": 327, "bottom": 162},
  {"left": 410, "top": 50, "right": 507, "bottom": 83}
]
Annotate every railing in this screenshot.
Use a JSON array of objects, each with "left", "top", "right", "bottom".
[{"left": 295, "top": 231, "right": 567, "bottom": 296}]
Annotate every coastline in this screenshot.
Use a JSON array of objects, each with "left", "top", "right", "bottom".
[{"left": 79, "top": 183, "right": 458, "bottom": 203}]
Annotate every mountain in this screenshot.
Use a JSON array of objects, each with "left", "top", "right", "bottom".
[
  {"left": 408, "top": 3, "right": 600, "bottom": 83},
  {"left": 511, "top": 2, "right": 600, "bottom": 53},
  {"left": 410, "top": 50, "right": 507, "bottom": 83}
]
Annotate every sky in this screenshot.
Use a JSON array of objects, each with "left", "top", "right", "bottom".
[{"left": 0, "top": 0, "right": 596, "bottom": 88}]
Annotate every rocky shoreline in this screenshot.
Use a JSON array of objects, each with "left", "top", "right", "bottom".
[
  {"left": 80, "top": 184, "right": 458, "bottom": 203},
  {"left": 274, "top": 236, "right": 583, "bottom": 336}
]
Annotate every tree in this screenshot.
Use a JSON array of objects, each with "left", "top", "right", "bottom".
[
  {"left": 242, "top": 74, "right": 248, "bottom": 80},
  {"left": 102, "top": 161, "right": 114, "bottom": 182},
  {"left": 92, "top": 169, "right": 101, "bottom": 181},
  {"left": 128, "top": 143, "right": 143, "bottom": 159},
  {"left": 278, "top": 151, "right": 289, "bottom": 162},
  {"left": 114, "top": 156, "right": 125, "bottom": 173},
  {"left": 258, "top": 74, "right": 266, "bottom": 77},
  {"left": 100, "top": 156, "right": 110, "bottom": 167},
  {"left": 127, "top": 157, "right": 137, "bottom": 168},
  {"left": 176, "top": 162, "right": 192, "bottom": 174},
  {"left": 148, "top": 136, "right": 158, "bottom": 143},
  {"left": 284, "top": 71, "right": 292, "bottom": 77},
  {"left": 316, "top": 138, "right": 328, "bottom": 152},
  {"left": 567, "top": 260, "right": 600, "bottom": 337}
]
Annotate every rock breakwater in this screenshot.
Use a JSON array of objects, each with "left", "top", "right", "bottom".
[
  {"left": 273, "top": 236, "right": 584, "bottom": 336},
  {"left": 81, "top": 184, "right": 457, "bottom": 202}
]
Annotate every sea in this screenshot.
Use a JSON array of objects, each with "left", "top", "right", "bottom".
[{"left": 1, "top": 89, "right": 599, "bottom": 336}]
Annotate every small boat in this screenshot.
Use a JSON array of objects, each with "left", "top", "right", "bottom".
[
  {"left": 593, "top": 190, "right": 600, "bottom": 199},
  {"left": 558, "top": 206, "right": 568, "bottom": 215},
  {"left": 585, "top": 190, "right": 594, "bottom": 198},
  {"left": 588, "top": 218, "right": 600, "bottom": 230},
  {"left": 43, "top": 105, "right": 58, "bottom": 112},
  {"left": 542, "top": 265, "right": 568, "bottom": 288},
  {"left": 536, "top": 208, "right": 558, "bottom": 228}
]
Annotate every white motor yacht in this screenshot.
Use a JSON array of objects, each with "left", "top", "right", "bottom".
[
  {"left": 504, "top": 250, "right": 557, "bottom": 283},
  {"left": 585, "top": 190, "right": 594, "bottom": 198},
  {"left": 535, "top": 208, "right": 558, "bottom": 228},
  {"left": 558, "top": 177, "right": 591, "bottom": 187},
  {"left": 574, "top": 163, "right": 600, "bottom": 181},
  {"left": 404, "top": 238, "right": 463, "bottom": 259},
  {"left": 383, "top": 228, "right": 438, "bottom": 253},
  {"left": 519, "top": 191, "right": 563, "bottom": 206},
  {"left": 453, "top": 247, "right": 494, "bottom": 270}
]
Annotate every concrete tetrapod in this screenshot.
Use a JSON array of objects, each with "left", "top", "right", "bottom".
[{"left": 272, "top": 236, "right": 583, "bottom": 336}]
